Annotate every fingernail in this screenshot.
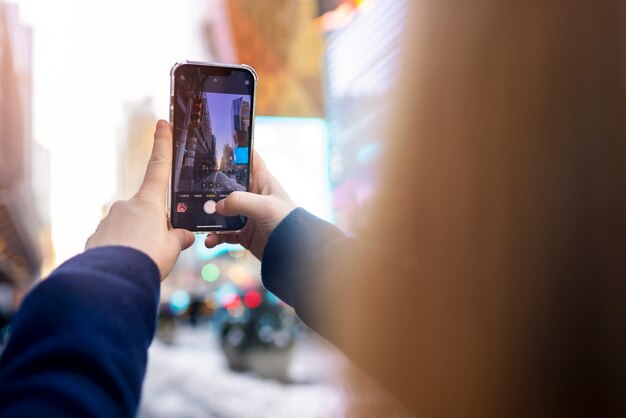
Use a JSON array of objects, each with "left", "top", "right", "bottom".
[{"left": 156, "top": 120, "right": 167, "bottom": 132}]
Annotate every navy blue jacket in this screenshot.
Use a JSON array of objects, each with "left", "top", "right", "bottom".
[
  {"left": 0, "top": 208, "right": 347, "bottom": 417},
  {"left": 0, "top": 246, "right": 161, "bottom": 417}
]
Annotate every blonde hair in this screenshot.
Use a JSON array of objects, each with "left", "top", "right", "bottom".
[{"left": 334, "top": 2, "right": 626, "bottom": 417}]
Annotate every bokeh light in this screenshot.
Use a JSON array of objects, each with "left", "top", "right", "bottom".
[
  {"left": 222, "top": 292, "right": 241, "bottom": 310},
  {"left": 201, "top": 263, "right": 220, "bottom": 282},
  {"left": 228, "top": 304, "right": 245, "bottom": 319},
  {"left": 227, "top": 263, "right": 253, "bottom": 287},
  {"left": 228, "top": 248, "right": 245, "bottom": 259},
  {"left": 169, "top": 289, "right": 190, "bottom": 315},
  {"left": 243, "top": 290, "right": 262, "bottom": 309}
]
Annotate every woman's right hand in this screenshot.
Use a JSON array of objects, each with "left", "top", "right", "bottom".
[{"left": 204, "top": 152, "right": 296, "bottom": 260}]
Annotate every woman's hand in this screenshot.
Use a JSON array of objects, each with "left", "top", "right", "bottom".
[
  {"left": 85, "top": 120, "right": 194, "bottom": 279},
  {"left": 204, "top": 152, "right": 296, "bottom": 260}
]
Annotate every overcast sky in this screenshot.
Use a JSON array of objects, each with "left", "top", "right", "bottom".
[{"left": 205, "top": 92, "right": 250, "bottom": 162}]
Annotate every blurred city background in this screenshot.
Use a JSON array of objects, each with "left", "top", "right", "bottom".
[{"left": 0, "top": 0, "right": 409, "bottom": 416}]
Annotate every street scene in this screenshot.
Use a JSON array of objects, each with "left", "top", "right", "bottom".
[
  {"left": 200, "top": 170, "right": 246, "bottom": 195},
  {"left": 173, "top": 70, "right": 251, "bottom": 196},
  {"left": 139, "top": 324, "right": 410, "bottom": 418},
  {"left": 139, "top": 326, "right": 345, "bottom": 418}
]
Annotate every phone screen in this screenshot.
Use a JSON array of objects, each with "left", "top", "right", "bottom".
[{"left": 170, "top": 63, "right": 255, "bottom": 232}]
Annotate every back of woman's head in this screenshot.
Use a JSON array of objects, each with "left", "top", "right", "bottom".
[{"left": 340, "top": 2, "right": 626, "bottom": 417}]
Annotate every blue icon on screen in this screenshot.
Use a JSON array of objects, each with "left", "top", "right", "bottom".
[{"left": 234, "top": 147, "right": 249, "bottom": 164}]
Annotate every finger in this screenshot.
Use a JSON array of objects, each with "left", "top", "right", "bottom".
[
  {"left": 204, "top": 234, "right": 221, "bottom": 248},
  {"left": 108, "top": 200, "right": 125, "bottom": 214},
  {"left": 170, "top": 228, "right": 195, "bottom": 250},
  {"left": 139, "top": 120, "right": 172, "bottom": 198},
  {"left": 85, "top": 234, "right": 94, "bottom": 250},
  {"left": 251, "top": 150, "right": 267, "bottom": 175},
  {"left": 216, "top": 191, "right": 268, "bottom": 218},
  {"left": 204, "top": 233, "right": 240, "bottom": 248}
]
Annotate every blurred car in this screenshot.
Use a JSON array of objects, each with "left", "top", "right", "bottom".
[{"left": 212, "top": 285, "right": 300, "bottom": 381}]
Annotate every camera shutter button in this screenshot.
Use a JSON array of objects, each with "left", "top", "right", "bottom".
[{"left": 203, "top": 200, "right": 217, "bottom": 214}]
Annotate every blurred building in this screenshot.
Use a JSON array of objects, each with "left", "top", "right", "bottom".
[
  {"left": 203, "top": 0, "right": 406, "bottom": 235},
  {"left": 30, "top": 141, "right": 53, "bottom": 275},
  {"left": 0, "top": 3, "right": 49, "bottom": 299},
  {"left": 321, "top": 0, "right": 407, "bottom": 234},
  {"left": 204, "top": 0, "right": 324, "bottom": 117}
]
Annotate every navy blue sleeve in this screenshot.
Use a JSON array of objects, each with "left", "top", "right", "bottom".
[
  {"left": 261, "top": 208, "right": 361, "bottom": 341},
  {"left": 0, "top": 246, "right": 161, "bottom": 418}
]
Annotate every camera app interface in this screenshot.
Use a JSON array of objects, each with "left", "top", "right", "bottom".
[{"left": 171, "top": 65, "right": 253, "bottom": 231}]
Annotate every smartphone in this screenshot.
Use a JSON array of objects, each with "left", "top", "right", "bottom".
[{"left": 168, "top": 61, "right": 257, "bottom": 233}]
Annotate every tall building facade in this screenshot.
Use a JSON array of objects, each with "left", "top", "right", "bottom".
[
  {"left": 240, "top": 100, "right": 250, "bottom": 132},
  {"left": 0, "top": 3, "right": 47, "bottom": 299},
  {"left": 231, "top": 97, "right": 250, "bottom": 147},
  {"left": 173, "top": 70, "right": 218, "bottom": 193},
  {"left": 231, "top": 97, "right": 242, "bottom": 134}
]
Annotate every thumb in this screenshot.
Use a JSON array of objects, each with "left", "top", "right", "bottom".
[
  {"left": 138, "top": 120, "right": 172, "bottom": 199},
  {"left": 170, "top": 228, "right": 195, "bottom": 250},
  {"left": 217, "top": 191, "right": 268, "bottom": 220}
]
